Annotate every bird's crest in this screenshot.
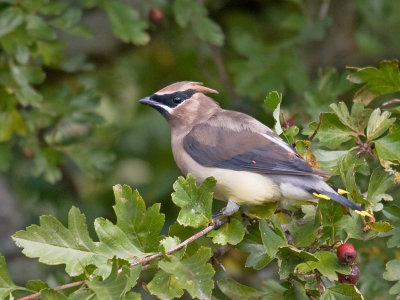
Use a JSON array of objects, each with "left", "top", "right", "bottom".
[{"left": 155, "top": 81, "right": 218, "bottom": 95}]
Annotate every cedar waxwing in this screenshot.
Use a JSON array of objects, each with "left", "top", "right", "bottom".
[{"left": 139, "top": 81, "right": 367, "bottom": 218}]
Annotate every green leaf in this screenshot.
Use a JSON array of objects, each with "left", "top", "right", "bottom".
[
  {"left": 260, "top": 220, "right": 287, "bottom": 257},
  {"left": 238, "top": 223, "right": 272, "bottom": 270},
  {"left": 94, "top": 217, "right": 146, "bottom": 263},
  {"left": 9, "top": 62, "right": 43, "bottom": 105},
  {"left": 193, "top": 16, "right": 224, "bottom": 46},
  {"left": 336, "top": 213, "right": 377, "bottom": 241},
  {"left": 207, "top": 214, "right": 245, "bottom": 245},
  {"left": 41, "top": 289, "right": 68, "bottom": 300},
  {"left": 348, "top": 60, "right": 400, "bottom": 94},
  {"left": 113, "top": 184, "right": 165, "bottom": 252},
  {"left": 173, "top": 0, "right": 195, "bottom": 27},
  {"left": 265, "top": 91, "right": 283, "bottom": 135},
  {"left": 320, "top": 284, "right": 363, "bottom": 300},
  {"left": 172, "top": 174, "right": 215, "bottom": 228},
  {"left": 12, "top": 207, "right": 108, "bottom": 277},
  {"left": 369, "top": 221, "right": 393, "bottom": 232},
  {"left": 159, "top": 247, "right": 215, "bottom": 300},
  {"left": 0, "top": 7, "right": 24, "bottom": 38},
  {"left": 218, "top": 279, "right": 265, "bottom": 300},
  {"left": 147, "top": 270, "right": 184, "bottom": 300},
  {"left": 366, "top": 108, "right": 394, "bottom": 141},
  {"left": 26, "top": 15, "right": 56, "bottom": 39},
  {"left": 312, "top": 149, "right": 348, "bottom": 175},
  {"left": 296, "top": 251, "right": 350, "bottom": 281},
  {"left": 283, "top": 284, "right": 309, "bottom": 300},
  {"left": 290, "top": 220, "right": 318, "bottom": 247},
  {"left": 101, "top": 0, "right": 149, "bottom": 45},
  {"left": 277, "top": 246, "right": 318, "bottom": 279},
  {"left": 315, "top": 113, "right": 353, "bottom": 149},
  {"left": 87, "top": 259, "right": 141, "bottom": 299},
  {"left": 366, "top": 168, "right": 394, "bottom": 210},
  {"left": 36, "top": 41, "right": 64, "bottom": 66},
  {"left": 375, "top": 126, "right": 400, "bottom": 162},
  {"left": 0, "top": 255, "right": 24, "bottom": 298},
  {"left": 383, "top": 259, "right": 400, "bottom": 295},
  {"left": 243, "top": 203, "right": 277, "bottom": 219}
]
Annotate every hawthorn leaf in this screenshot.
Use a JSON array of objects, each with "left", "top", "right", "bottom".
[
  {"left": 260, "top": 220, "right": 287, "bottom": 257},
  {"left": 12, "top": 207, "right": 108, "bottom": 277},
  {"left": 312, "top": 149, "right": 348, "bottom": 175},
  {"left": 41, "top": 289, "right": 68, "bottom": 300},
  {"left": 113, "top": 184, "right": 165, "bottom": 252},
  {"left": 366, "top": 109, "right": 394, "bottom": 141},
  {"left": 315, "top": 113, "right": 352, "bottom": 149},
  {"left": 193, "top": 16, "right": 224, "bottom": 46},
  {"left": 0, "top": 7, "right": 24, "bottom": 38},
  {"left": 94, "top": 218, "right": 146, "bottom": 262},
  {"left": 147, "top": 270, "right": 184, "bottom": 300},
  {"left": 375, "top": 126, "right": 400, "bottom": 162},
  {"left": 348, "top": 60, "right": 400, "bottom": 94},
  {"left": 243, "top": 203, "right": 277, "bottom": 219},
  {"left": 320, "top": 284, "right": 363, "bottom": 300},
  {"left": 366, "top": 168, "right": 394, "bottom": 210},
  {"left": 0, "top": 255, "right": 25, "bottom": 298},
  {"left": 86, "top": 260, "right": 140, "bottom": 299},
  {"left": 238, "top": 223, "right": 272, "bottom": 270},
  {"left": 207, "top": 214, "right": 245, "bottom": 245},
  {"left": 383, "top": 259, "right": 400, "bottom": 295},
  {"left": 296, "top": 251, "right": 350, "bottom": 281},
  {"left": 172, "top": 174, "right": 215, "bottom": 228},
  {"left": 26, "top": 15, "right": 56, "bottom": 39},
  {"left": 330, "top": 102, "right": 352, "bottom": 129},
  {"left": 369, "top": 221, "right": 393, "bottom": 233},
  {"left": 283, "top": 284, "right": 308, "bottom": 300},
  {"left": 159, "top": 247, "right": 215, "bottom": 300},
  {"left": 336, "top": 214, "right": 377, "bottom": 241},
  {"left": 218, "top": 279, "right": 265, "bottom": 299},
  {"left": 277, "top": 246, "right": 318, "bottom": 279},
  {"left": 101, "top": 0, "right": 149, "bottom": 45},
  {"left": 265, "top": 91, "right": 283, "bottom": 135}
]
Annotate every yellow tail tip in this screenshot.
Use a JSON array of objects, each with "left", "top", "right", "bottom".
[
  {"left": 313, "top": 192, "right": 331, "bottom": 200},
  {"left": 355, "top": 210, "right": 373, "bottom": 218},
  {"left": 337, "top": 188, "right": 349, "bottom": 195}
]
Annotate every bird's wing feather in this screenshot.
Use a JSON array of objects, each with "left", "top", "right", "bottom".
[{"left": 183, "top": 115, "right": 326, "bottom": 176}]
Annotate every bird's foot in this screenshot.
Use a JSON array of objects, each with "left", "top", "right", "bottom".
[{"left": 212, "top": 199, "right": 240, "bottom": 228}]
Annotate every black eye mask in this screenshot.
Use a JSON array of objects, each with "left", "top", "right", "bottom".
[{"left": 150, "top": 89, "right": 197, "bottom": 108}]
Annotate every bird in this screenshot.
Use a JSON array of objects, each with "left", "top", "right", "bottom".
[{"left": 139, "top": 81, "right": 368, "bottom": 219}]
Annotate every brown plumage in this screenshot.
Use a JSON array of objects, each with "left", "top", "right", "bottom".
[{"left": 139, "top": 81, "right": 362, "bottom": 211}]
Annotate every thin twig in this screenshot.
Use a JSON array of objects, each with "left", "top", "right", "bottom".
[
  {"left": 18, "top": 222, "right": 219, "bottom": 300},
  {"left": 382, "top": 98, "right": 400, "bottom": 107},
  {"left": 130, "top": 222, "right": 217, "bottom": 267},
  {"left": 209, "top": 44, "right": 241, "bottom": 108},
  {"left": 18, "top": 281, "right": 85, "bottom": 300},
  {"left": 309, "top": 113, "right": 324, "bottom": 141}
]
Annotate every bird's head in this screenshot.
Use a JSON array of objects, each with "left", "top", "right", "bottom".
[{"left": 139, "top": 81, "right": 220, "bottom": 126}]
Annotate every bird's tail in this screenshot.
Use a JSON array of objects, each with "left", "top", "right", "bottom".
[{"left": 312, "top": 189, "right": 373, "bottom": 217}]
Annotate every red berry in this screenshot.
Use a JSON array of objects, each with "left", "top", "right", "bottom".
[
  {"left": 149, "top": 8, "right": 164, "bottom": 23},
  {"left": 337, "top": 243, "right": 357, "bottom": 264},
  {"left": 281, "top": 117, "right": 294, "bottom": 129},
  {"left": 338, "top": 265, "right": 359, "bottom": 284}
]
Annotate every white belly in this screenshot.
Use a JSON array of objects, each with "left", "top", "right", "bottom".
[{"left": 194, "top": 167, "right": 282, "bottom": 205}]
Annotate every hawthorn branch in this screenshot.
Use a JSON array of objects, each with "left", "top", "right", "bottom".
[
  {"left": 309, "top": 113, "right": 324, "bottom": 141},
  {"left": 17, "top": 221, "right": 221, "bottom": 300},
  {"left": 18, "top": 281, "right": 85, "bottom": 300}
]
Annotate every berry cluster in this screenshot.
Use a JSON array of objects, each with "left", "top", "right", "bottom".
[{"left": 336, "top": 243, "right": 359, "bottom": 284}]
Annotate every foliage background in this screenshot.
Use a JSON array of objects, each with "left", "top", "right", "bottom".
[{"left": 1, "top": 0, "right": 400, "bottom": 299}]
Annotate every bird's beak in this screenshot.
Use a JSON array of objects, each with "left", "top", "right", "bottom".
[{"left": 138, "top": 96, "right": 152, "bottom": 105}]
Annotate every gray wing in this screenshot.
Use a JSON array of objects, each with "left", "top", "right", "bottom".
[{"left": 183, "top": 121, "right": 325, "bottom": 176}]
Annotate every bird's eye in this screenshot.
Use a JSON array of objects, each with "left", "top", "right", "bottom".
[{"left": 173, "top": 96, "right": 182, "bottom": 104}]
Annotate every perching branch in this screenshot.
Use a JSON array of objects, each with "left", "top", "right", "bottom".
[{"left": 17, "top": 221, "right": 221, "bottom": 300}]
